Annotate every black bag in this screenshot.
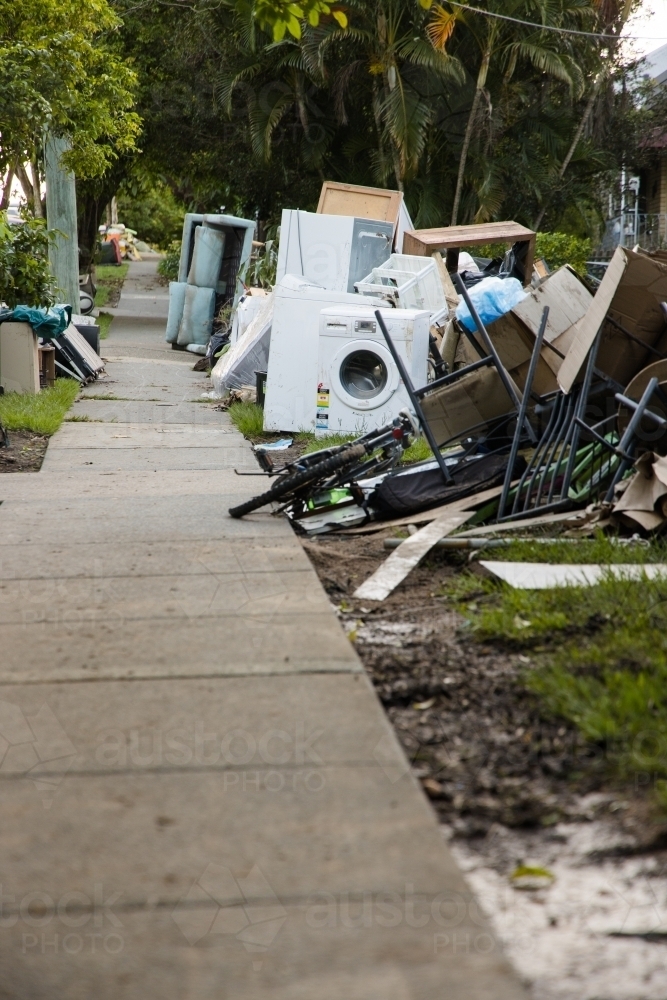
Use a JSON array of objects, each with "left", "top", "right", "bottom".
[{"left": 371, "top": 452, "right": 527, "bottom": 516}]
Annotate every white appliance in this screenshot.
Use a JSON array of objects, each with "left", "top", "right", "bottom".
[
  {"left": 276, "top": 210, "right": 394, "bottom": 292},
  {"left": 316, "top": 305, "right": 430, "bottom": 436},
  {"left": 263, "top": 275, "right": 383, "bottom": 433}
]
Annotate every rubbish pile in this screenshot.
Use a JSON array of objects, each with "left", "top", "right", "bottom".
[
  {"left": 0, "top": 304, "right": 105, "bottom": 392},
  {"left": 210, "top": 181, "right": 667, "bottom": 593},
  {"left": 97, "top": 223, "right": 148, "bottom": 264}
]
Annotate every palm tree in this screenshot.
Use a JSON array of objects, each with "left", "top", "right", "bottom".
[
  {"left": 318, "top": 0, "right": 464, "bottom": 189},
  {"left": 427, "top": 0, "right": 595, "bottom": 225}
]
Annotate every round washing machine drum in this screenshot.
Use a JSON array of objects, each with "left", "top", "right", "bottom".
[{"left": 330, "top": 339, "right": 400, "bottom": 410}]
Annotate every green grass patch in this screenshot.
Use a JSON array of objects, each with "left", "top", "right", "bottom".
[
  {"left": 96, "top": 263, "right": 130, "bottom": 283},
  {"left": 401, "top": 436, "right": 432, "bottom": 464},
  {"left": 301, "top": 432, "right": 355, "bottom": 453},
  {"left": 443, "top": 538, "right": 667, "bottom": 798},
  {"left": 228, "top": 401, "right": 265, "bottom": 438},
  {"left": 94, "top": 264, "right": 129, "bottom": 310},
  {"left": 0, "top": 379, "right": 79, "bottom": 435},
  {"left": 98, "top": 312, "right": 113, "bottom": 339}
]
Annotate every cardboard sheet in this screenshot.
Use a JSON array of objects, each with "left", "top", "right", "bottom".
[{"left": 558, "top": 248, "right": 667, "bottom": 393}]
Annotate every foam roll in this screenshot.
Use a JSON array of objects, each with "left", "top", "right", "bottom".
[
  {"left": 187, "top": 225, "right": 225, "bottom": 289},
  {"left": 177, "top": 285, "right": 216, "bottom": 346},
  {"left": 165, "top": 281, "right": 188, "bottom": 343}
]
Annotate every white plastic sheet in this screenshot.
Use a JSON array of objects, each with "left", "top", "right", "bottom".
[{"left": 211, "top": 293, "right": 273, "bottom": 397}]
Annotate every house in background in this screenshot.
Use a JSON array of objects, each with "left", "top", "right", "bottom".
[
  {"left": 640, "top": 43, "right": 667, "bottom": 221},
  {"left": 599, "top": 42, "right": 667, "bottom": 255}
]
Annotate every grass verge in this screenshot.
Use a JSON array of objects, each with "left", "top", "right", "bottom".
[
  {"left": 228, "top": 401, "right": 265, "bottom": 438},
  {"left": 98, "top": 312, "right": 113, "bottom": 339},
  {"left": 439, "top": 536, "right": 667, "bottom": 803},
  {"left": 0, "top": 379, "right": 79, "bottom": 435},
  {"left": 94, "top": 263, "right": 129, "bottom": 309}
]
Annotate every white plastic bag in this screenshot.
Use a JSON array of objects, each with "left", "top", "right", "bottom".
[{"left": 211, "top": 293, "right": 273, "bottom": 397}]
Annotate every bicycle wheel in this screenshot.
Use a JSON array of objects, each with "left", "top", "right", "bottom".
[{"left": 228, "top": 443, "right": 367, "bottom": 518}]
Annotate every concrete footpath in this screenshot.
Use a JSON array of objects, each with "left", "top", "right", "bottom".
[{"left": 0, "top": 260, "right": 527, "bottom": 998}]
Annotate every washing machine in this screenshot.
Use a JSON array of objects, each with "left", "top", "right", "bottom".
[
  {"left": 316, "top": 305, "right": 430, "bottom": 436},
  {"left": 263, "top": 275, "right": 384, "bottom": 433}
]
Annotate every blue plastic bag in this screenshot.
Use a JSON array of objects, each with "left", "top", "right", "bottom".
[
  {"left": 0, "top": 304, "right": 72, "bottom": 338},
  {"left": 455, "top": 277, "right": 527, "bottom": 332}
]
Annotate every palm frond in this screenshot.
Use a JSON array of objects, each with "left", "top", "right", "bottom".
[
  {"left": 247, "top": 90, "right": 293, "bottom": 160},
  {"left": 381, "top": 80, "right": 433, "bottom": 178},
  {"left": 426, "top": 5, "right": 457, "bottom": 51},
  {"left": 396, "top": 37, "right": 464, "bottom": 82}
]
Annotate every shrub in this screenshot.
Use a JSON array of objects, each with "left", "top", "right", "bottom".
[
  {"left": 157, "top": 240, "right": 181, "bottom": 282},
  {"left": 116, "top": 183, "right": 184, "bottom": 249},
  {"left": 535, "top": 232, "right": 592, "bottom": 276},
  {"left": 0, "top": 210, "right": 58, "bottom": 307}
]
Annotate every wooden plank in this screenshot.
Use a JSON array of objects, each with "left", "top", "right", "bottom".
[
  {"left": 480, "top": 560, "right": 667, "bottom": 589},
  {"left": 353, "top": 511, "right": 473, "bottom": 601},
  {"left": 403, "top": 222, "right": 535, "bottom": 285},
  {"left": 316, "top": 182, "right": 402, "bottom": 225},
  {"left": 455, "top": 509, "right": 589, "bottom": 537}
]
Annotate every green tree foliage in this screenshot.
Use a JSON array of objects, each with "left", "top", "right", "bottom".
[
  {"left": 117, "top": 182, "right": 185, "bottom": 248},
  {"left": 0, "top": 0, "right": 141, "bottom": 178},
  {"left": 535, "top": 231, "right": 592, "bottom": 275},
  {"left": 0, "top": 210, "right": 58, "bottom": 307},
  {"left": 103, "top": 0, "right": 642, "bottom": 240}
]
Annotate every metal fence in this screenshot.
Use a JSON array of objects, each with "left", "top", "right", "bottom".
[{"left": 598, "top": 212, "right": 667, "bottom": 256}]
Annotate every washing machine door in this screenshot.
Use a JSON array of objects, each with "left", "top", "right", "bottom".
[{"left": 330, "top": 339, "right": 399, "bottom": 410}]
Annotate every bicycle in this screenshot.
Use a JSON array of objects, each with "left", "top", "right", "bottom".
[{"left": 228, "top": 412, "right": 416, "bottom": 519}]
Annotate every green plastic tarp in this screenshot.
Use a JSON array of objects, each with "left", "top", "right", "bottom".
[{"left": 0, "top": 304, "right": 72, "bottom": 338}]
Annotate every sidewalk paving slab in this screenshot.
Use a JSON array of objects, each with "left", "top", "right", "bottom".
[{"left": 0, "top": 258, "right": 527, "bottom": 997}]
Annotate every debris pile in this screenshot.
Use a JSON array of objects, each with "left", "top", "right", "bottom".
[{"left": 216, "top": 182, "right": 667, "bottom": 600}]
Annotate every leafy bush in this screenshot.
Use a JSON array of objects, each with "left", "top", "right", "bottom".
[
  {"left": 157, "top": 240, "right": 181, "bottom": 282},
  {"left": 0, "top": 210, "right": 58, "bottom": 307},
  {"left": 246, "top": 239, "right": 278, "bottom": 289},
  {"left": 116, "top": 183, "right": 184, "bottom": 248},
  {"left": 535, "top": 232, "right": 592, "bottom": 276}
]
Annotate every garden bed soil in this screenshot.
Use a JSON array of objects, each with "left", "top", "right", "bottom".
[
  {"left": 0, "top": 430, "right": 48, "bottom": 472},
  {"left": 300, "top": 529, "right": 666, "bottom": 849}
]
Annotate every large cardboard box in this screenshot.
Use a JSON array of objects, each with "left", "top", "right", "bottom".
[
  {"left": 421, "top": 365, "right": 515, "bottom": 447},
  {"left": 455, "top": 265, "right": 593, "bottom": 393},
  {"left": 0, "top": 322, "right": 40, "bottom": 394},
  {"left": 558, "top": 248, "right": 667, "bottom": 392}
]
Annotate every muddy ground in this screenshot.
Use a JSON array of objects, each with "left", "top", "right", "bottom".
[
  {"left": 301, "top": 528, "right": 663, "bottom": 843},
  {"left": 0, "top": 430, "right": 48, "bottom": 472},
  {"left": 301, "top": 529, "right": 667, "bottom": 998}
]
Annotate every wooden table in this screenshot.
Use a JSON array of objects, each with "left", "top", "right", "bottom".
[{"left": 402, "top": 221, "right": 536, "bottom": 285}]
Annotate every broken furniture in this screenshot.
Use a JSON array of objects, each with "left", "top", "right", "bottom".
[
  {"left": 316, "top": 181, "right": 414, "bottom": 252},
  {"left": 276, "top": 210, "right": 394, "bottom": 293},
  {"left": 0, "top": 322, "right": 41, "bottom": 394},
  {"left": 402, "top": 221, "right": 536, "bottom": 286},
  {"left": 166, "top": 212, "right": 255, "bottom": 350}
]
